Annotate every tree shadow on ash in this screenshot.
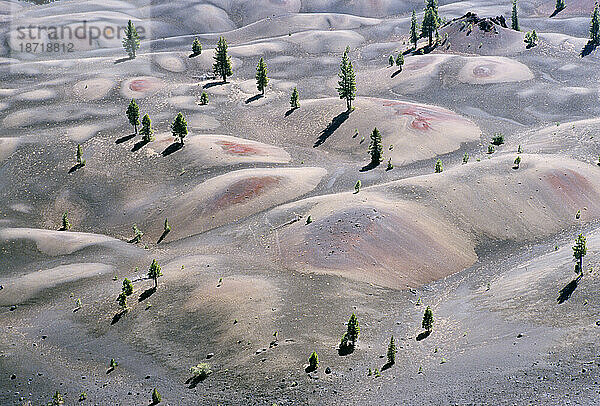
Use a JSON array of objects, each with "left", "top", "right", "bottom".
[
  {"left": 416, "top": 331, "right": 431, "bottom": 341},
  {"left": 131, "top": 139, "right": 149, "bottom": 152},
  {"left": 68, "top": 163, "right": 85, "bottom": 174},
  {"left": 157, "top": 229, "right": 170, "bottom": 244},
  {"left": 391, "top": 68, "right": 403, "bottom": 78},
  {"left": 185, "top": 375, "right": 208, "bottom": 389},
  {"left": 581, "top": 41, "right": 598, "bottom": 58},
  {"left": 550, "top": 7, "right": 565, "bottom": 18},
  {"left": 203, "top": 81, "right": 224, "bottom": 89},
  {"left": 557, "top": 275, "right": 581, "bottom": 304},
  {"left": 381, "top": 361, "right": 394, "bottom": 371},
  {"left": 161, "top": 142, "right": 183, "bottom": 157},
  {"left": 116, "top": 133, "right": 136, "bottom": 144},
  {"left": 360, "top": 161, "right": 379, "bottom": 172},
  {"left": 114, "top": 56, "right": 134, "bottom": 64},
  {"left": 314, "top": 110, "right": 350, "bottom": 147},
  {"left": 285, "top": 107, "right": 298, "bottom": 117},
  {"left": 245, "top": 94, "right": 263, "bottom": 104},
  {"left": 139, "top": 287, "right": 156, "bottom": 302},
  {"left": 111, "top": 311, "right": 125, "bottom": 325},
  {"left": 337, "top": 344, "right": 355, "bottom": 356}
]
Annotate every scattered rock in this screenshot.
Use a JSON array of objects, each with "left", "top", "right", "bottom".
[
  {"left": 10, "top": 374, "right": 16, "bottom": 380},
  {"left": 9, "top": 305, "right": 17, "bottom": 311},
  {"left": 325, "top": 367, "right": 331, "bottom": 374},
  {"left": 206, "top": 353, "right": 214, "bottom": 359},
  {"left": 517, "top": 333, "right": 523, "bottom": 338}
]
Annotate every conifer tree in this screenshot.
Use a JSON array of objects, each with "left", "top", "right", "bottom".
[
  {"left": 337, "top": 46, "right": 356, "bottom": 111},
  {"left": 199, "top": 92, "right": 209, "bottom": 105},
  {"left": 126, "top": 99, "right": 140, "bottom": 134},
  {"left": 51, "top": 391, "right": 64, "bottom": 405},
  {"left": 524, "top": 30, "right": 538, "bottom": 48},
  {"left": 513, "top": 155, "right": 521, "bottom": 168},
  {"left": 122, "top": 20, "right": 140, "bottom": 59},
  {"left": 389, "top": 55, "right": 394, "bottom": 66},
  {"left": 76, "top": 144, "right": 85, "bottom": 166},
  {"left": 434, "top": 159, "right": 443, "bottom": 173},
  {"left": 396, "top": 53, "right": 404, "bottom": 67},
  {"left": 308, "top": 351, "right": 319, "bottom": 370},
  {"left": 122, "top": 278, "right": 133, "bottom": 296},
  {"left": 346, "top": 313, "right": 360, "bottom": 347},
  {"left": 511, "top": 0, "right": 520, "bottom": 31},
  {"left": 591, "top": 4, "right": 600, "bottom": 44},
  {"left": 369, "top": 127, "right": 383, "bottom": 165},
  {"left": 290, "top": 87, "right": 300, "bottom": 109},
  {"left": 171, "top": 112, "right": 188, "bottom": 145},
  {"left": 213, "top": 36, "right": 232, "bottom": 83},
  {"left": 555, "top": 0, "right": 566, "bottom": 13},
  {"left": 164, "top": 218, "right": 171, "bottom": 233},
  {"left": 354, "top": 180, "right": 361, "bottom": 193},
  {"left": 151, "top": 388, "right": 161, "bottom": 404},
  {"left": 410, "top": 10, "right": 419, "bottom": 49},
  {"left": 255, "top": 57, "right": 269, "bottom": 95},
  {"left": 117, "top": 291, "right": 128, "bottom": 312},
  {"left": 131, "top": 224, "right": 143, "bottom": 243},
  {"left": 140, "top": 113, "right": 154, "bottom": 142},
  {"left": 572, "top": 233, "right": 587, "bottom": 275},
  {"left": 387, "top": 335, "right": 396, "bottom": 365},
  {"left": 463, "top": 152, "right": 469, "bottom": 164},
  {"left": 148, "top": 259, "right": 163, "bottom": 289},
  {"left": 192, "top": 38, "right": 202, "bottom": 56},
  {"left": 422, "top": 306, "right": 434, "bottom": 332},
  {"left": 61, "top": 211, "right": 71, "bottom": 231},
  {"left": 421, "top": 7, "right": 440, "bottom": 47}
]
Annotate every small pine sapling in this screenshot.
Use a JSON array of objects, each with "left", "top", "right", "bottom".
[
  {"left": 192, "top": 38, "right": 202, "bottom": 56},
  {"left": 151, "top": 388, "right": 161, "bottom": 404},
  {"left": 434, "top": 159, "right": 443, "bottom": 173},
  {"left": 61, "top": 211, "right": 71, "bottom": 231},
  {"left": 199, "top": 92, "right": 209, "bottom": 105},
  {"left": 354, "top": 180, "right": 361, "bottom": 193}
]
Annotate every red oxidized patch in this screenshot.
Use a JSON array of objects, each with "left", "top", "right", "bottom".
[{"left": 217, "top": 141, "right": 262, "bottom": 155}]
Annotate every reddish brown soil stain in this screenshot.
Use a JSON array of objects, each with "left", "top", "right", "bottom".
[
  {"left": 129, "top": 79, "right": 155, "bottom": 92},
  {"left": 216, "top": 141, "right": 263, "bottom": 155},
  {"left": 472, "top": 64, "right": 496, "bottom": 78},
  {"left": 382, "top": 100, "right": 464, "bottom": 131},
  {"left": 543, "top": 168, "right": 598, "bottom": 206},
  {"left": 212, "top": 176, "right": 280, "bottom": 210}
]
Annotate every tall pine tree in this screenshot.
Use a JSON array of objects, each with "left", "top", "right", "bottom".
[
  {"left": 140, "top": 113, "right": 154, "bottom": 142},
  {"left": 421, "top": 7, "right": 440, "bottom": 46},
  {"left": 192, "top": 38, "right": 202, "bottom": 56},
  {"left": 213, "top": 37, "right": 233, "bottom": 83},
  {"left": 511, "top": 0, "right": 520, "bottom": 31},
  {"left": 126, "top": 99, "right": 140, "bottom": 134},
  {"left": 369, "top": 127, "right": 383, "bottom": 165},
  {"left": 255, "top": 57, "right": 269, "bottom": 95},
  {"left": 591, "top": 4, "right": 600, "bottom": 44},
  {"left": 290, "top": 87, "right": 300, "bottom": 109},
  {"left": 387, "top": 336, "right": 396, "bottom": 365},
  {"left": 336, "top": 46, "right": 356, "bottom": 111},
  {"left": 122, "top": 20, "right": 140, "bottom": 59},
  {"left": 346, "top": 313, "right": 360, "bottom": 347},
  {"left": 171, "top": 112, "right": 188, "bottom": 145},
  {"left": 410, "top": 10, "right": 419, "bottom": 49}
]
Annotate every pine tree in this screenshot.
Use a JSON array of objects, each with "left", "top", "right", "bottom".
[
  {"left": 524, "top": 30, "right": 538, "bottom": 48},
  {"left": 422, "top": 306, "right": 434, "bottom": 332},
  {"left": 591, "top": 4, "right": 600, "bottom": 44},
  {"left": 199, "top": 92, "right": 209, "bottom": 105},
  {"left": 389, "top": 55, "right": 394, "bottom": 66},
  {"left": 171, "top": 112, "right": 188, "bottom": 145},
  {"left": 132, "top": 224, "right": 143, "bottom": 243},
  {"left": 164, "top": 218, "right": 171, "bottom": 233},
  {"left": 410, "top": 10, "right": 419, "bottom": 49},
  {"left": 308, "top": 351, "right": 319, "bottom": 370},
  {"left": 337, "top": 46, "right": 356, "bottom": 111},
  {"left": 511, "top": 0, "right": 520, "bottom": 31},
  {"left": 369, "top": 127, "right": 383, "bottom": 165},
  {"left": 354, "top": 180, "right": 361, "bottom": 193},
  {"left": 462, "top": 152, "right": 469, "bottom": 164},
  {"left": 122, "top": 278, "right": 133, "bottom": 296},
  {"left": 117, "top": 291, "right": 128, "bottom": 311},
  {"left": 421, "top": 7, "right": 440, "bottom": 47},
  {"left": 513, "top": 155, "right": 521, "bottom": 168},
  {"left": 109, "top": 358, "right": 118, "bottom": 369},
  {"left": 347, "top": 313, "right": 360, "bottom": 347},
  {"left": 213, "top": 36, "right": 232, "bottom": 83},
  {"left": 192, "top": 38, "right": 202, "bottom": 56},
  {"left": 122, "top": 20, "right": 140, "bottom": 59},
  {"left": 126, "top": 99, "right": 140, "bottom": 134},
  {"left": 290, "top": 87, "right": 300, "bottom": 109},
  {"left": 140, "top": 113, "right": 154, "bottom": 142},
  {"left": 387, "top": 335, "right": 396, "bottom": 365},
  {"left": 76, "top": 144, "right": 85, "bottom": 166},
  {"left": 396, "top": 53, "right": 404, "bottom": 67},
  {"left": 434, "top": 159, "right": 443, "bottom": 173},
  {"left": 255, "top": 57, "right": 269, "bottom": 95},
  {"left": 555, "top": 0, "right": 565, "bottom": 13},
  {"left": 51, "top": 391, "right": 64, "bottom": 405},
  {"left": 572, "top": 233, "right": 587, "bottom": 275},
  {"left": 148, "top": 259, "right": 163, "bottom": 289},
  {"left": 151, "top": 388, "right": 161, "bottom": 404},
  {"left": 61, "top": 211, "right": 71, "bottom": 231}
]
